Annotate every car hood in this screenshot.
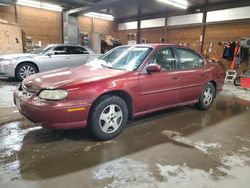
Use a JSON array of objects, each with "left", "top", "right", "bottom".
[
  {"left": 22, "top": 64, "right": 130, "bottom": 91},
  {"left": 0, "top": 53, "right": 37, "bottom": 60}
]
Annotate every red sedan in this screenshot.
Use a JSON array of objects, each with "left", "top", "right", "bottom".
[{"left": 14, "top": 44, "right": 225, "bottom": 140}]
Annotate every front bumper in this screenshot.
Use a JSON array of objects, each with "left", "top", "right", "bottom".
[
  {"left": 0, "top": 63, "right": 15, "bottom": 77},
  {"left": 13, "top": 90, "right": 92, "bottom": 129}
]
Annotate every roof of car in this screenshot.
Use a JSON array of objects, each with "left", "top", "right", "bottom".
[
  {"left": 120, "top": 43, "right": 192, "bottom": 49},
  {"left": 50, "top": 44, "right": 86, "bottom": 47}
]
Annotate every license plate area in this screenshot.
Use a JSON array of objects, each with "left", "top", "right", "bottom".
[{"left": 15, "top": 98, "right": 21, "bottom": 110}]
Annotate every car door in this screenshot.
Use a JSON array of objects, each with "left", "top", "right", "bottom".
[
  {"left": 39, "top": 46, "right": 72, "bottom": 71},
  {"left": 175, "top": 47, "right": 206, "bottom": 103},
  {"left": 66, "top": 46, "right": 91, "bottom": 67},
  {"left": 139, "top": 47, "right": 180, "bottom": 112}
]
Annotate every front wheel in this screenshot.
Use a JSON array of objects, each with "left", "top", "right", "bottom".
[
  {"left": 16, "top": 63, "right": 38, "bottom": 81},
  {"left": 89, "top": 95, "right": 128, "bottom": 140},
  {"left": 196, "top": 83, "right": 216, "bottom": 110}
]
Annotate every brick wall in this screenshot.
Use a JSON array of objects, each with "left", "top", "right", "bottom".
[
  {"left": 141, "top": 27, "right": 165, "bottom": 43},
  {"left": 16, "top": 5, "right": 62, "bottom": 45},
  {"left": 166, "top": 26, "right": 202, "bottom": 52},
  {"left": 204, "top": 22, "right": 250, "bottom": 58},
  {"left": 204, "top": 22, "right": 250, "bottom": 71},
  {"left": 117, "top": 21, "right": 250, "bottom": 71},
  {"left": 1, "top": 5, "right": 63, "bottom": 45},
  {"left": 92, "top": 17, "right": 116, "bottom": 36},
  {"left": 78, "top": 16, "right": 116, "bottom": 44},
  {"left": 0, "top": 5, "right": 16, "bottom": 23},
  {"left": 117, "top": 29, "right": 137, "bottom": 45}
]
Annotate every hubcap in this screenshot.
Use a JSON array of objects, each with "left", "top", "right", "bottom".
[
  {"left": 203, "top": 88, "right": 213, "bottom": 106},
  {"left": 19, "top": 65, "right": 36, "bottom": 79},
  {"left": 99, "top": 104, "right": 123, "bottom": 134}
]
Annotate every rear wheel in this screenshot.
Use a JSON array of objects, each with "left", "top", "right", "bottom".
[
  {"left": 196, "top": 83, "right": 216, "bottom": 110},
  {"left": 89, "top": 95, "right": 128, "bottom": 140},
  {"left": 16, "top": 63, "right": 38, "bottom": 81},
  {"left": 234, "top": 76, "right": 241, "bottom": 86}
]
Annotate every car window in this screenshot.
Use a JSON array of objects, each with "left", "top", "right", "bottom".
[
  {"left": 112, "top": 48, "right": 151, "bottom": 70},
  {"left": 196, "top": 54, "right": 205, "bottom": 67},
  {"left": 101, "top": 46, "right": 130, "bottom": 63},
  {"left": 176, "top": 48, "right": 203, "bottom": 69},
  {"left": 53, "top": 46, "right": 67, "bottom": 55},
  {"left": 31, "top": 46, "right": 53, "bottom": 55},
  {"left": 67, "top": 46, "right": 89, "bottom": 54},
  {"left": 149, "top": 48, "right": 176, "bottom": 71}
]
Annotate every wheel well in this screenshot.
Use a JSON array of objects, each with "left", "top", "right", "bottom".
[
  {"left": 91, "top": 90, "right": 134, "bottom": 120},
  {"left": 15, "top": 62, "right": 39, "bottom": 75},
  {"left": 208, "top": 80, "right": 216, "bottom": 89}
]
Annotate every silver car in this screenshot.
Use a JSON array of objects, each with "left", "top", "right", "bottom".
[{"left": 0, "top": 44, "right": 101, "bottom": 81}]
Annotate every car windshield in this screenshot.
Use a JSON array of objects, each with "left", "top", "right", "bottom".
[
  {"left": 91, "top": 46, "right": 152, "bottom": 71},
  {"left": 31, "top": 45, "right": 53, "bottom": 55}
]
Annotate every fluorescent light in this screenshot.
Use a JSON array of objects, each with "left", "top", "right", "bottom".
[
  {"left": 84, "top": 12, "right": 114, "bottom": 21},
  {"left": 17, "top": 0, "right": 62, "bottom": 12},
  {"left": 157, "top": 0, "right": 188, "bottom": 9},
  {"left": 0, "top": 3, "right": 10, "bottom": 6}
]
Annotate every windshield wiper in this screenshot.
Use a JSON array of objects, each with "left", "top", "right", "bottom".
[{"left": 101, "top": 63, "right": 113, "bottom": 69}]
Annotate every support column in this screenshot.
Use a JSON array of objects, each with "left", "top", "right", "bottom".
[
  {"left": 137, "top": 19, "right": 141, "bottom": 44},
  {"left": 200, "top": 11, "right": 207, "bottom": 55},
  {"left": 62, "top": 11, "right": 80, "bottom": 44},
  {"left": 164, "top": 17, "right": 168, "bottom": 43}
]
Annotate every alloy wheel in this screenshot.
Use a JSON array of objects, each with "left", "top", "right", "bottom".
[
  {"left": 19, "top": 65, "right": 36, "bottom": 79},
  {"left": 99, "top": 104, "right": 123, "bottom": 134},
  {"left": 203, "top": 88, "right": 213, "bottom": 106}
]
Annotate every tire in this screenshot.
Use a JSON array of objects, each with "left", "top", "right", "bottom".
[
  {"left": 234, "top": 76, "right": 241, "bottom": 86},
  {"left": 89, "top": 95, "right": 128, "bottom": 141},
  {"left": 196, "top": 83, "right": 216, "bottom": 110},
  {"left": 16, "top": 63, "right": 38, "bottom": 81}
]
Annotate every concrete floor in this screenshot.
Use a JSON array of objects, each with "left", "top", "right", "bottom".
[{"left": 0, "top": 77, "right": 250, "bottom": 188}]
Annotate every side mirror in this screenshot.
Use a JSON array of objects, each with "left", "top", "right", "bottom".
[{"left": 146, "top": 64, "right": 161, "bottom": 73}]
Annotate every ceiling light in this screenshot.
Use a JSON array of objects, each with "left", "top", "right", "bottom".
[
  {"left": 0, "top": 3, "right": 10, "bottom": 6},
  {"left": 84, "top": 12, "right": 114, "bottom": 21},
  {"left": 157, "top": 0, "right": 188, "bottom": 9},
  {"left": 17, "top": 0, "right": 63, "bottom": 12}
]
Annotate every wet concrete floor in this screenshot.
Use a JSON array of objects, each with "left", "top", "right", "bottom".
[{"left": 0, "top": 78, "right": 250, "bottom": 188}]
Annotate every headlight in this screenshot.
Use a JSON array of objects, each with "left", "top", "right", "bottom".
[
  {"left": 38, "top": 89, "right": 68, "bottom": 101},
  {"left": 1, "top": 59, "right": 12, "bottom": 66}
]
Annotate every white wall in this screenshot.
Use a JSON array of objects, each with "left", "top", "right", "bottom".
[
  {"left": 167, "top": 13, "right": 203, "bottom": 26},
  {"left": 141, "top": 18, "right": 165, "bottom": 29},
  {"left": 118, "top": 6, "right": 250, "bottom": 30},
  {"left": 118, "top": 18, "right": 165, "bottom": 30},
  {"left": 206, "top": 6, "right": 250, "bottom": 22},
  {"left": 118, "top": 21, "right": 137, "bottom": 30}
]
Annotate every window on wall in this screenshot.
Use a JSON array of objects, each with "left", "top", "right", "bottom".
[
  {"left": 176, "top": 48, "right": 203, "bottom": 69},
  {"left": 149, "top": 48, "right": 176, "bottom": 71}
]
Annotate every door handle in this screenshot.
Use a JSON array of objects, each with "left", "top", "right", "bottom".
[
  {"left": 201, "top": 74, "right": 205, "bottom": 77},
  {"left": 172, "top": 77, "right": 178, "bottom": 80}
]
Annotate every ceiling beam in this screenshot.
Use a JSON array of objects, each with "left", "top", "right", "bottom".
[{"left": 68, "top": 0, "right": 123, "bottom": 15}]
